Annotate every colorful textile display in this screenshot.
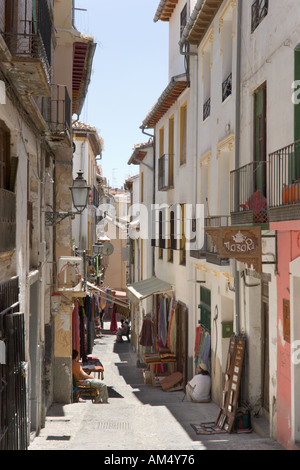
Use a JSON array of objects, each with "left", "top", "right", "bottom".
[
  {"left": 167, "top": 302, "right": 177, "bottom": 353},
  {"left": 194, "top": 326, "right": 211, "bottom": 374},
  {"left": 110, "top": 303, "right": 118, "bottom": 333},
  {"left": 139, "top": 317, "right": 153, "bottom": 346}
]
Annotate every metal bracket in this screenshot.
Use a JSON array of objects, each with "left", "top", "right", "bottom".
[{"left": 45, "top": 211, "right": 76, "bottom": 226}]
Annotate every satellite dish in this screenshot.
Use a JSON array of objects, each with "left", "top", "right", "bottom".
[{"left": 102, "top": 241, "right": 114, "bottom": 256}]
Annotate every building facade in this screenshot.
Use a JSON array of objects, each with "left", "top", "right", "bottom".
[
  {"left": 127, "top": 0, "right": 300, "bottom": 449},
  {"left": 0, "top": 0, "right": 96, "bottom": 449}
]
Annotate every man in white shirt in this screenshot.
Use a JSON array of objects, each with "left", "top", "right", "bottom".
[{"left": 186, "top": 361, "right": 211, "bottom": 403}]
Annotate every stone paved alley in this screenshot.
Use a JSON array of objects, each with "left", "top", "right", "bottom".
[{"left": 29, "top": 323, "right": 284, "bottom": 452}]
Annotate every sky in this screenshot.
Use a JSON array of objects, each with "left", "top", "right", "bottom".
[{"left": 74, "top": 0, "right": 169, "bottom": 188}]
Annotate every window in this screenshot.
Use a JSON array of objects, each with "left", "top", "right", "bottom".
[
  {"left": 158, "top": 211, "right": 165, "bottom": 259},
  {"left": 179, "top": 204, "right": 186, "bottom": 265},
  {"left": 0, "top": 123, "right": 10, "bottom": 190},
  {"left": 201, "top": 30, "right": 213, "bottom": 121},
  {"left": 168, "top": 116, "right": 174, "bottom": 187},
  {"left": 220, "top": 1, "right": 235, "bottom": 102},
  {"left": 199, "top": 287, "right": 211, "bottom": 333},
  {"left": 251, "top": 0, "right": 269, "bottom": 33},
  {"left": 168, "top": 210, "right": 175, "bottom": 263},
  {"left": 180, "top": 4, "right": 187, "bottom": 37},
  {"left": 141, "top": 171, "right": 144, "bottom": 203},
  {"left": 180, "top": 103, "right": 187, "bottom": 165},
  {"left": 159, "top": 126, "right": 164, "bottom": 158},
  {"left": 254, "top": 83, "right": 267, "bottom": 196}
]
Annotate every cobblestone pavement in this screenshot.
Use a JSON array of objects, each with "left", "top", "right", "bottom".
[{"left": 29, "top": 323, "right": 284, "bottom": 452}]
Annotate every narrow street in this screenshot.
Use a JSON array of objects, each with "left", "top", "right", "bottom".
[{"left": 29, "top": 322, "right": 283, "bottom": 452}]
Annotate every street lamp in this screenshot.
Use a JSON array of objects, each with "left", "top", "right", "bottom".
[
  {"left": 92, "top": 242, "right": 104, "bottom": 256},
  {"left": 45, "top": 170, "right": 91, "bottom": 226}
]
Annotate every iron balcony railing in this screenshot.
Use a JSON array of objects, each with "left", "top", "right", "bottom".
[
  {"left": 230, "top": 160, "right": 268, "bottom": 217},
  {"left": 158, "top": 154, "right": 174, "bottom": 191},
  {"left": 0, "top": 0, "right": 52, "bottom": 80},
  {"left": 268, "top": 140, "right": 300, "bottom": 208},
  {"left": 190, "top": 215, "right": 230, "bottom": 264},
  {"left": 203, "top": 97, "right": 211, "bottom": 121},
  {"left": 251, "top": 0, "right": 269, "bottom": 33},
  {"left": 0, "top": 189, "right": 16, "bottom": 253},
  {"left": 222, "top": 72, "right": 232, "bottom": 102},
  {"left": 42, "top": 84, "right": 71, "bottom": 137},
  {"left": 89, "top": 185, "right": 99, "bottom": 208}
]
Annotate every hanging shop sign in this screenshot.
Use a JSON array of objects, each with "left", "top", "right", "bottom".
[{"left": 205, "top": 226, "right": 262, "bottom": 273}]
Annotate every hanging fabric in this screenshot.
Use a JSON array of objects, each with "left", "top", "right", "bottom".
[
  {"left": 167, "top": 301, "right": 177, "bottom": 353},
  {"left": 160, "top": 297, "right": 168, "bottom": 347},
  {"left": 79, "top": 298, "right": 87, "bottom": 362},
  {"left": 110, "top": 303, "right": 118, "bottom": 333},
  {"left": 194, "top": 326, "right": 211, "bottom": 374},
  {"left": 72, "top": 299, "right": 80, "bottom": 353},
  {"left": 139, "top": 317, "right": 153, "bottom": 346}
]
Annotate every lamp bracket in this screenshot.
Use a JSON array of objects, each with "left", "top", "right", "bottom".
[{"left": 45, "top": 211, "right": 77, "bottom": 226}]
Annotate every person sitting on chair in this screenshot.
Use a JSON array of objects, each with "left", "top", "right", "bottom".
[
  {"left": 72, "top": 350, "right": 109, "bottom": 404},
  {"left": 116, "top": 319, "right": 129, "bottom": 343},
  {"left": 185, "top": 362, "right": 211, "bottom": 403}
]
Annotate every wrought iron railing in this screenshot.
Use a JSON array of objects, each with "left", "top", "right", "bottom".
[
  {"left": 203, "top": 97, "right": 211, "bottom": 121},
  {"left": 89, "top": 185, "right": 99, "bottom": 208},
  {"left": 0, "top": 189, "right": 16, "bottom": 253},
  {"left": 230, "top": 160, "right": 267, "bottom": 211},
  {"left": 0, "top": 0, "right": 52, "bottom": 81},
  {"left": 268, "top": 140, "right": 300, "bottom": 208},
  {"left": 42, "top": 84, "right": 71, "bottom": 137},
  {"left": 251, "top": 0, "right": 269, "bottom": 32},
  {"left": 0, "top": 277, "right": 27, "bottom": 451},
  {"left": 222, "top": 72, "right": 232, "bottom": 102},
  {"left": 190, "top": 215, "right": 230, "bottom": 264}
]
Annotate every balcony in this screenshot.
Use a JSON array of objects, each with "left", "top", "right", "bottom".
[
  {"left": 222, "top": 73, "right": 232, "bottom": 102},
  {"left": 89, "top": 186, "right": 99, "bottom": 208},
  {"left": 203, "top": 97, "right": 211, "bottom": 121},
  {"left": 230, "top": 161, "right": 268, "bottom": 225},
  {"left": 190, "top": 215, "right": 230, "bottom": 266},
  {"left": 268, "top": 140, "right": 300, "bottom": 221},
  {"left": 158, "top": 154, "right": 174, "bottom": 191},
  {"left": 42, "top": 85, "right": 71, "bottom": 146},
  {"left": 251, "top": 0, "right": 269, "bottom": 33},
  {"left": 0, "top": 189, "right": 16, "bottom": 252},
  {"left": 0, "top": 0, "right": 52, "bottom": 97}
]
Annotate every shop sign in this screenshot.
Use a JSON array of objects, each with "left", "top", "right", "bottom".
[{"left": 205, "top": 226, "right": 262, "bottom": 273}]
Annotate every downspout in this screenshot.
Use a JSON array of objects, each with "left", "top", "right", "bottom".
[
  {"left": 234, "top": 0, "right": 242, "bottom": 336},
  {"left": 141, "top": 126, "right": 156, "bottom": 278}
]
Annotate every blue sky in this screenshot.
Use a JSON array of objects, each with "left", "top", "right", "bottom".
[{"left": 74, "top": 0, "right": 169, "bottom": 188}]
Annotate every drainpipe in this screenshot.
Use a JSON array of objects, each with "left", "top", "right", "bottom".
[
  {"left": 234, "top": 0, "right": 242, "bottom": 336},
  {"left": 179, "top": 0, "right": 205, "bottom": 57}
]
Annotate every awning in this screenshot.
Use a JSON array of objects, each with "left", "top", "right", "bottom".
[{"left": 126, "top": 277, "right": 174, "bottom": 305}]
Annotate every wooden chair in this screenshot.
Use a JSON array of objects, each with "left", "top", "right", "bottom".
[{"left": 72, "top": 375, "right": 99, "bottom": 403}]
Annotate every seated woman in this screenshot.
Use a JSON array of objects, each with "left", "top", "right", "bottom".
[
  {"left": 185, "top": 362, "right": 211, "bottom": 403},
  {"left": 72, "top": 350, "right": 109, "bottom": 404},
  {"left": 116, "top": 319, "right": 129, "bottom": 343}
]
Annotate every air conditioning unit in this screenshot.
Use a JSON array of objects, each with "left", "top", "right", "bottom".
[{"left": 58, "top": 256, "right": 83, "bottom": 286}]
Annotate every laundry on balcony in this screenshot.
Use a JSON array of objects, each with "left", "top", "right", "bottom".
[{"left": 239, "top": 190, "right": 268, "bottom": 223}]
